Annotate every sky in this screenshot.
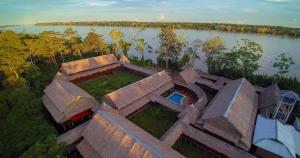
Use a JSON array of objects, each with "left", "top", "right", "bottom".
[{"left": 0, "top": 0, "right": 300, "bottom": 28}]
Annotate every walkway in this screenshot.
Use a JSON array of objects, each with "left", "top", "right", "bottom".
[{"left": 183, "top": 126, "right": 257, "bottom": 158}]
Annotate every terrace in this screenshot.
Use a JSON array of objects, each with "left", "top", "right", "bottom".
[{"left": 128, "top": 102, "right": 179, "bottom": 138}]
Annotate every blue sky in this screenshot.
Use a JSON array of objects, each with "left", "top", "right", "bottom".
[{"left": 1, "top": 0, "right": 300, "bottom": 27}]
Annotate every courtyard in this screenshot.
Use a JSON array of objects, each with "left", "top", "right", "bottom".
[
  {"left": 76, "top": 71, "right": 144, "bottom": 102},
  {"left": 128, "top": 102, "right": 179, "bottom": 138}
]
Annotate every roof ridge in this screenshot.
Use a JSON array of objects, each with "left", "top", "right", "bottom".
[{"left": 223, "top": 78, "right": 245, "bottom": 118}]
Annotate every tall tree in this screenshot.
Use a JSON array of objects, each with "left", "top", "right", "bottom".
[
  {"left": 135, "top": 39, "right": 146, "bottom": 61},
  {"left": 0, "top": 31, "right": 28, "bottom": 78},
  {"left": 109, "top": 29, "right": 124, "bottom": 57},
  {"left": 202, "top": 37, "right": 225, "bottom": 73},
  {"left": 156, "top": 25, "right": 186, "bottom": 70},
  {"left": 63, "top": 27, "right": 78, "bottom": 39},
  {"left": 119, "top": 39, "right": 132, "bottom": 57},
  {"left": 84, "top": 29, "right": 109, "bottom": 55},
  {"left": 36, "top": 31, "right": 68, "bottom": 67},
  {"left": 273, "top": 53, "right": 295, "bottom": 79},
  {"left": 0, "top": 48, "right": 28, "bottom": 78},
  {"left": 63, "top": 28, "right": 85, "bottom": 57},
  {"left": 220, "top": 39, "right": 263, "bottom": 77}
]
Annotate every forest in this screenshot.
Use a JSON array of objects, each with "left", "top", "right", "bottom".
[
  {"left": 0, "top": 25, "right": 299, "bottom": 158},
  {"left": 35, "top": 21, "right": 300, "bottom": 38}
]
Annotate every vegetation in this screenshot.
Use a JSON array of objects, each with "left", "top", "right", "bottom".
[
  {"left": 21, "top": 134, "right": 66, "bottom": 158},
  {"left": 156, "top": 25, "right": 186, "bottom": 70},
  {"left": 273, "top": 52, "right": 295, "bottom": 79},
  {"left": 35, "top": 21, "right": 300, "bottom": 38},
  {"left": 76, "top": 71, "right": 143, "bottom": 102},
  {"left": 128, "top": 103, "right": 178, "bottom": 138},
  {"left": 154, "top": 25, "right": 202, "bottom": 70},
  {"left": 109, "top": 29, "right": 124, "bottom": 57},
  {"left": 0, "top": 25, "right": 299, "bottom": 158},
  {"left": 173, "top": 135, "right": 217, "bottom": 158},
  {"left": 0, "top": 28, "right": 120, "bottom": 157}
]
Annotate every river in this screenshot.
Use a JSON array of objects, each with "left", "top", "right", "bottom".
[{"left": 2, "top": 25, "right": 300, "bottom": 79}]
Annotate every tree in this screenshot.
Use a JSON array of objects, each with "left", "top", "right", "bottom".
[
  {"left": 0, "top": 48, "right": 28, "bottom": 78},
  {"left": 109, "top": 29, "right": 124, "bottom": 57},
  {"left": 135, "top": 39, "right": 146, "bottom": 61},
  {"left": 63, "top": 27, "right": 85, "bottom": 57},
  {"left": 156, "top": 25, "right": 186, "bottom": 70},
  {"left": 63, "top": 27, "right": 78, "bottom": 39},
  {"left": 84, "top": 29, "right": 109, "bottom": 55},
  {"left": 273, "top": 53, "right": 295, "bottom": 79},
  {"left": 21, "top": 134, "right": 66, "bottom": 158},
  {"left": 36, "top": 31, "right": 68, "bottom": 67},
  {"left": 183, "top": 39, "right": 202, "bottom": 66},
  {"left": 202, "top": 36, "right": 225, "bottom": 73},
  {"left": 224, "top": 39, "right": 263, "bottom": 76},
  {"left": 0, "top": 31, "right": 28, "bottom": 78},
  {"left": 119, "top": 39, "right": 132, "bottom": 57}
]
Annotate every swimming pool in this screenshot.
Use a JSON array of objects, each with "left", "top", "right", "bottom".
[{"left": 168, "top": 92, "right": 185, "bottom": 105}]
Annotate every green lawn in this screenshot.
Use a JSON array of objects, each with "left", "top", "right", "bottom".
[
  {"left": 128, "top": 103, "right": 178, "bottom": 138},
  {"left": 76, "top": 71, "right": 144, "bottom": 102},
  {"left": 173, "top": 136, "right": 217, "bottom": 158}
]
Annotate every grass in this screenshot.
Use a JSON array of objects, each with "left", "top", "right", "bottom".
[
  {"left": 173, "top": 135, "right": 217, "bottom": 158},
  {"left": 128, "top": 103, "right": 178, "bottom": 138},
  {"left": 76, "top": 71, "right": 144, "bottom": 102}
]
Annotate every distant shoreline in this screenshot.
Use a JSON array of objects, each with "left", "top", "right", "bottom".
[
  {"left": 35, "top": 21, "right": 300, "bottom": 38},
  {"left": 0, "top": 25, "right": 19, "bottom": 28}
]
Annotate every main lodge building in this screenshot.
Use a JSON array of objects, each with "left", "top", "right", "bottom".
[{"left": 42, "top": 54, "right": 300, "bottom": 158}]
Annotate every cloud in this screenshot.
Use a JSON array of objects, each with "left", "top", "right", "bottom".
[
  {"left": 264, "top": 0, "right": 289, "bottom": 3},
  {"left": 157, "top": 14, "right": 165, "bottom": 21},
  {"left": 74, "top": 1, "right": 118, "bottom": 7}
]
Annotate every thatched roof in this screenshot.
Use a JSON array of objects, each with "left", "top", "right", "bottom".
[
  {"left": 119, "top": 54, "right": 130, "bottom": 63},
  {"left": 199, "top": 78, "right": 258, "bottom": 150},
  {"left": 179, "top": 66, "right": 199, "bottom": 84},
  {"left": 259, "top": 84, "right": 280, "bottom": 109},
  {"left": 77, "top": 111, "right": 184, "bottom": 158},
  {"left": 61, "top": 54, "right": 118, "bottom": 75},
  {"left": 43, "top": 79, "right": 98, "bottom": 123},
  {"left": 103, "top": 71, "right": 172, "bottom": 110}
]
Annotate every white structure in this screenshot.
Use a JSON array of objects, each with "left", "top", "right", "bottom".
[
  {"left": 253, "top": 115, "right": 300, "bottom": 158},
  {"left": 294, "top": 117, "right": 300, "bottom": 131},
  {"left": 273, "top": 91, "right": 300, "bottom": 123}
]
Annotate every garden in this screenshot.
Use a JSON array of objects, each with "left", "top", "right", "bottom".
[
  {"left": 128, "top": 102, "right": 179, "bottom": 138},
  {"left": 172, "top": 135, "right": 218, "bottom": 158},
  {"left": 76, "top": 71, "right": 144, "bottom": 102}
]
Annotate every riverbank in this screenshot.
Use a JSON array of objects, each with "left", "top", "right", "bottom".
[{"left": 35, "top": 21, "right": 300, "bottom": 38}]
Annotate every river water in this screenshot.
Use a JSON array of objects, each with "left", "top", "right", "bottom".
[{"left": 3, "top": 25, "right": 300, "bottom": 78}]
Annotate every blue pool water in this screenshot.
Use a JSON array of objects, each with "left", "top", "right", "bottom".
[{"left": 168, "top": 92, "right": 185, "bottom": 105}]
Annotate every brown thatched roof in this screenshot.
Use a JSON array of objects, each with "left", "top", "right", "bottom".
[
  {"left": 103, "top": 71, "right": 172, "bottom": 110},
  {"left": 119, "top": 54, "right": 130, "bottom": 63},
  {"left": 199, "top": 78, "right": 258, "bottom": 150},
  {"left": 77, "top": 111, "right": 184, "bottom": 158},
  {"left": 61, "top": 54, "right": 118, "bottom": 75},
  {"left": 259, "top": 84, "right": 280, "bottom": 109},
  {"left": 179, "top": 66, "right": 200, "bottom": 84},
  {"left": 43, "top": 79, "right": 98, "bottom": 123}
]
